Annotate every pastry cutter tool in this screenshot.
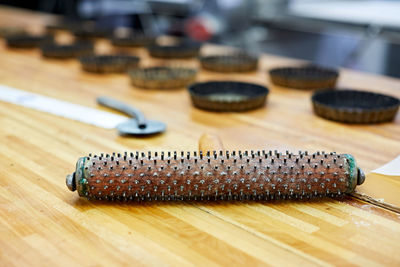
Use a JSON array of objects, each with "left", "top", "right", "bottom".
[
  {"left": 0, "top": 85, "right": 165, "bottom": 136},
  {"left": 97, "top": 96, "right": 166, "bottom": 135}
]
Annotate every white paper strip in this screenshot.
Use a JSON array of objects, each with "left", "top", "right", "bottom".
[
  {"left": 0, "top": 85, "right": 129, "bottom": 129},
  {"left": 372, "top": 155, "right": 400, "bottom": 176}
]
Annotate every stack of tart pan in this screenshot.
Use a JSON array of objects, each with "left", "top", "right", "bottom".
[
  {"left": 41, "top": 41, "right": 94, "bottom": 59},
  {"left": 128, "top": 66, "right": 197, "bottom": 89},
  {"left": 2, "top": 21, "right": 398, "bottom": 122},
  {"left": 269, "top": 65, "right": 339, "bottom": 90},
  {"left": 80, "top": 55, "right": 140, "bottom": 73},
  {"left": 200, "top": 53, "right": 258, "bottom": 73}
]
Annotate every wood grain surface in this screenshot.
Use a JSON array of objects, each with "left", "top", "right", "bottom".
[{"left": 0, "top": 6, "right": 400, "bottom": 266}]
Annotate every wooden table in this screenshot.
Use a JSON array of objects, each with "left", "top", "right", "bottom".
[{"left": 0, "top": 6, "right": 399, "bottom": 266}]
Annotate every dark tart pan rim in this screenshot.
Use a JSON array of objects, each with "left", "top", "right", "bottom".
[
  {"left": 128, "top": 66, "right": 197, "bottom": 89},
  {"left": 5, "top": 34, "right": 54, "bottom": 48},
  {"left": 80, "top": 54, "right": 141, "bottom": 73},
  {"left": 188, "top": 81, "right": 269, "bottom": 112},
  {"left": 311, "top": 89, "right": 400, "bottom": 123},
  {"left": 148, "top": 43, "right": 201, "bottom": 58},
  {"left": 269, "top": 65, "right": 339, "bottom": 89},
  {"left": 200, "top": 54, "right": 258, "bottom": 72},
  {"left": 41, "top": 42, "right": 94, "bottom": 58}
]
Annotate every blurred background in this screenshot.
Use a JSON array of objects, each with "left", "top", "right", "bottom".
[{"left": 1, "top": 0, "right": 399, "bottom": 78}]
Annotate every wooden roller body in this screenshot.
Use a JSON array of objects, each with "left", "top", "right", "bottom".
[{"left": 66, "top": 150, "right": 364, "bottom": 201}]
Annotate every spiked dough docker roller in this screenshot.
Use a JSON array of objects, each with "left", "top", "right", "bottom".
[{"left": 66, "top": 134, "right": 365, "bottom": 201}]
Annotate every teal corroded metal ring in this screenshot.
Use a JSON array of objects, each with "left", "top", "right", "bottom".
[
  {"left": 66, "top": 157, "right": 88, "bottom": 197},
  {"left": 343, "top": 154, "right": 365, "bottom": 193}
]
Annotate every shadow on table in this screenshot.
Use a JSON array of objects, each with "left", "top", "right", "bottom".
[{"left": 69, "top": 194, "right": 350, "bottom": 210}]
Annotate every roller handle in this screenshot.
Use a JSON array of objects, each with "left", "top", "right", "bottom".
[{"left": 199, "top": 133, "right": 224, "bottom": 152}]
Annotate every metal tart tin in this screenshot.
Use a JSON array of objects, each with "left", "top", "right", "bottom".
[
  {"left": 188, "top": 81, "right": 269, "bottom": 112},
  {"left": 72, "top": 25, "right": 113, "bottom": 39},
  {"left": 80, "top": 54, "right": 140, "bottom": 73},
  {"left": 45, "top": 18, "right": 90, "bottom": 33},
  {"left": 111, "top": 34, "right": 156, "bottom": 47},
  {"left": 41, "top": 41, "right": 94, "bottom": 59},
  {"left": 148, "top": 42, "right": 201, "bottom": 58},
  {"left": 312, "top": 89, "right": 400, "bottom": 123},
  {"left": 0, "top": 27, "right": 25, "bottom": 37},
  {"left": 269, "top": 65, "right": 339, "bottom": 89},
  {"left": 128, "top": 66, "right": 197, "bottom": 89},
  {"left": 200, "top": 53, "right": 258, "bottom": 72},
  {"left": 5, "top": 34, "right": 54, "bottom": 48},
  {"left": 45, "top": 23, "right": 70, "bottom": 32}
]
